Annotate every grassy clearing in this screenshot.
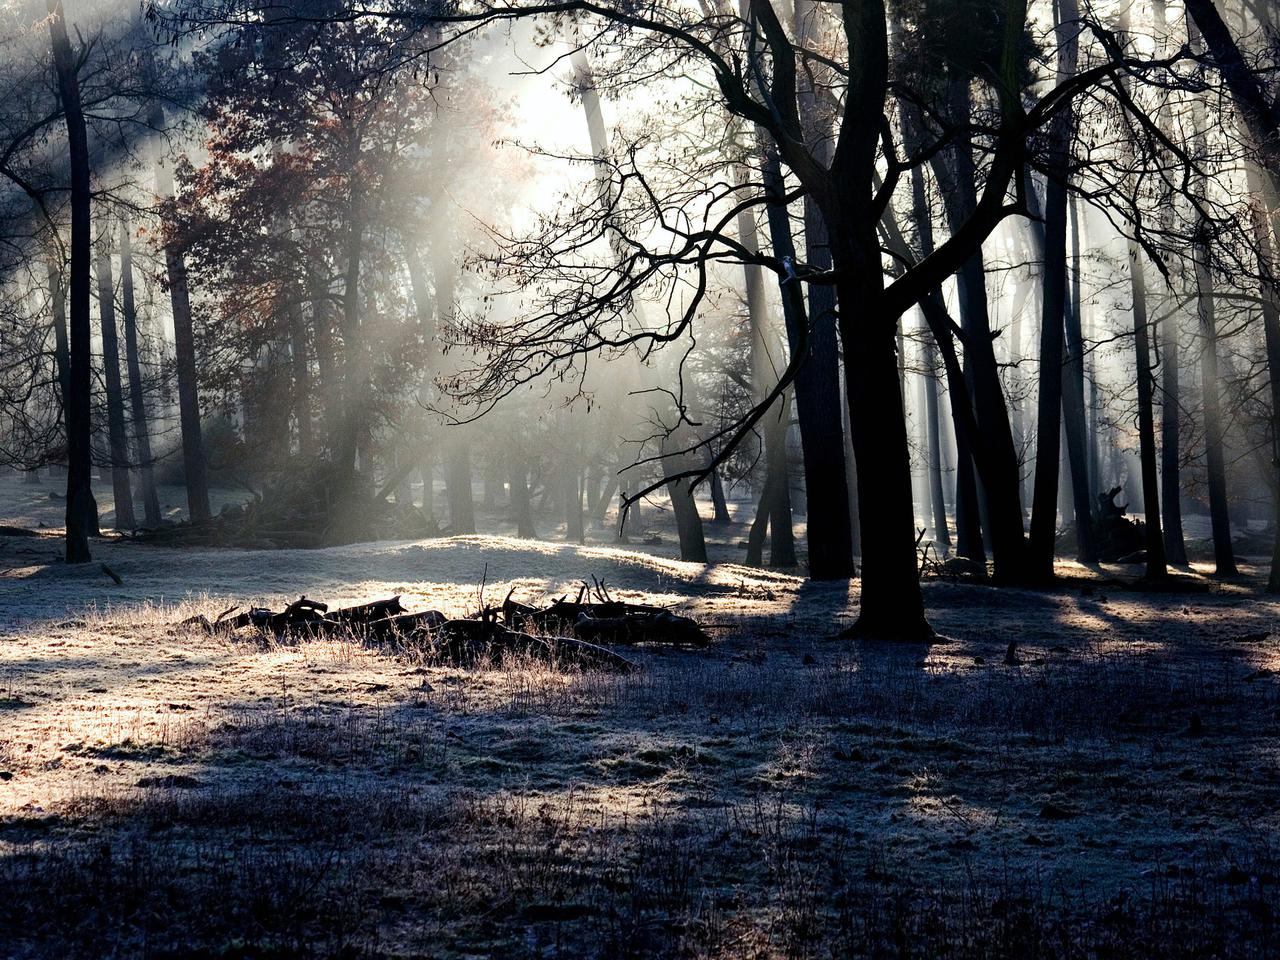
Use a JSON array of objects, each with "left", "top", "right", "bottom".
[{"left": 2, "top": 537, "right": 1280, "bottom": 957}]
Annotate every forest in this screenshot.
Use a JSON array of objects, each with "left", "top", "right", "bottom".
[{"left": 2, "top": 0, "right": 1280, "bottom": 956}]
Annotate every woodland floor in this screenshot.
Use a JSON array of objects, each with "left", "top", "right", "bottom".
[{"left": 2, "top": 475, "right": 1280, "bottom": 958}]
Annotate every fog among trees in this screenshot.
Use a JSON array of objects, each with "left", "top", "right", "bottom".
[{"left": 3, "top": 0, "right": 1280, "bottom": 955}]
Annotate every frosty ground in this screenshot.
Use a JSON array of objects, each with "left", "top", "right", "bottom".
[{"left": 2, "top": 478, "right": 1279, "bottom": 957}]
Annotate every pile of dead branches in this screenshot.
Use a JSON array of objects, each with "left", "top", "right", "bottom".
[{"left": 181, "top": 580, "right": 712, "bottom": 672}]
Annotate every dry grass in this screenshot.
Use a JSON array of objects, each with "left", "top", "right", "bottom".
[{"left": 3, "top": 532, "right": 1280, "bottom": 957}]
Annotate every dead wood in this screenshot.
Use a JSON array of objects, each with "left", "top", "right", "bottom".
[
  {"left": 179, "top": 588, "right": 651, "bottom": 672},
  {"left": 502, "top": 580, "right": 708, "bottom": 647}
]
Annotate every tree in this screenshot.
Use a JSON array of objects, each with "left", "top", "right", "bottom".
[{"left": 47, "top": 0, "right": 94, "bottom": 563}]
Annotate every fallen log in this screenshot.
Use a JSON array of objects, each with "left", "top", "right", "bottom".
[
  {"left": 571, "top": 609, "right": 710, "bottom": 647},
  {"left": 331, "top": 596, "right": 407, "bottom": 626},
  {"left": 502, "top": 588, "right": 707, "bottom": 647},
  {"left": 430, "top": 618, "right": 635, "bottom": 672}
]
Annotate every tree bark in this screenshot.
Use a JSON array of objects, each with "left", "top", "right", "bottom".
[
  {"left": 736, "top": 164, "right": 794, "bottom": 569},
  {"left": 335, "top": 185, "right": 365, "bottom": 483},
  {"left": 1191, "top": 249, "right": 1237, "bottom": 575},
  {"left": 927, "top": 78, "right": 1026, "bottom": 580},
  {"left": 922, "top": 337, "right": 950, "bottom": 553},
  {"left": 905, "top": 122, "right": 983, "bottom": 563},
  {"left": 445, "top": 438, "right": 476, "bottom": 535},
  {"left": 661, "top": 428, "right": 708, "bottom": 563},
  {"left": 152, "top": 103, "right": 211, "bottom": 523},
  {"left": 756, "top": 142, "right": 828, "bottom": 570},
  {"left": 118, "top": 219, "right": 160, "bottom": 527},
  {"left": 1028, "top": 0, "right": 1080, "bottom": 581},
  {"left": 1063, "top": 195, "right": 1096, "bottom": 560},
  {"left": 1186, "top": 12, "right": 1238, "bottom": 576},
  {"left": 49, "top": 0, "right": 94, "bottom": 562},
  {"left": 789, "top": 0, "right": 857, "bottom": 578},
  {"left": 709, "top": 465, "right": 732, "bottom": 524},
  {"left": 1128, "top": 242, "right": 1169, "bottom": 578},
  {"left": 288, "top": 298, "right": 312, "bottom": 457},
  {"left": 1245, "top": 165, "right": 1280, "bottom": 591},
  {"left": 511, "top": 456, "right": 536, "bottom": 538},
  {"left": 562, "top": 413, "right": 584, "bottom": 544}
]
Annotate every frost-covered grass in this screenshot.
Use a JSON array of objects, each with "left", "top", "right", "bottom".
[{"left": 3, "top": 486, "right": 1280, "bottom": 957}]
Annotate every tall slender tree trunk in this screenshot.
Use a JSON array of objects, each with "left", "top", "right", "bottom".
[
  {"left": 445, "top": 439, "right": 476, "bottom": 535},
  {"left": 308, "top": 264, "right": 340, "bottom": 448},
  {"left": 927, "top": 79, "right": 1026, "bottom": 580},
  {"left": 1159, "top": 291, "right": 1188, "bottom": 564},
  {"left": 1008, "top": 269, "right": 1032, "bottom": 507},
  {"left": 119, "top": 218, "right": 160, "bottom": 527},
  {"left": 1111, "top": 8, "right": 1167, "bottom": 578},
  {"left": 511, "top": 456, "right": 536, "bottom": 539},
  {"left": 736, "top": 165, "right": 794, "bottom": 569},
  {"left": 47, "top": 257, "right": 72, "bottom": 438},
  {"left": 288, "top": 300, "right": 312, "bottom": 457},
  {"left": 151, "top": 103, "right": 211, "bottom": 523},
  {"left": 923, "top": 338, "right": 950, "bottom": 553},
  {"left": 49, "top": 0, "right": 93, "bottom": 562},
  {"left": 757, "top": 141, "right": 827, "bottom": 570},
  {"left": 1186, "top": 14, "right": 1237, "bottom": 575},
  {"left": 1192, "top": 251, "right": 1237, "bottom": 575},
  {"left": 790, "top": 0, "right": 857, "bottom": 578},
  {"left": 1029, "top": 0, "right": 1080, "bottom": 581},
  {"left": 562, "top": 412, "right": 584, "bottom": 544},
  {"left": 1129, "top": 243, "right": 1168, "bottom": 578},
  {"left": 1245, "top": 165, "right": 1280, "bottom": 591},
  {"left": 1062, "top": 195, "right": 1096, "bottom": 559},
  {"left": 335, "top": 186, "right": 365, "bottom": 484},
  {"left": 1148, "top": 0, "right": 1188, "bottom": 565},
  {"left": 905, "top": 124, "right": 983, "bottom": 563},
  {"left": 97, "top": 232, "right": 135, "bottom": 531}
]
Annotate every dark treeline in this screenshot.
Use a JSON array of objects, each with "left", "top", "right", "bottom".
[{"left": 2, "top": 0, "right": 1280, "bottom": 639}]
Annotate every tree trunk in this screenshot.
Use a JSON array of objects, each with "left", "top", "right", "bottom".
[
  {"left": 922, "top": 338, "right": 950, "bottom": 553},
  {"left": 151, "top": 101, "right": 211, "bottom": 523},
  {"left": 735, "top": 164, "right": 793, "bottom": 570},
  {"left": 709, "top": 466, "right": 731, "bottom": 524},
  {"left": 927, "top": 78, "right": 1026, "bottom": 580},
  {"left": 1192, "top": 249, "right": 1238, "bottom": 574},
  {"left": 445, "top": 437, "right": 476, "bottom": 535},
  {"left": 335, "top": 187, "right": 365, "bottom": 484},
  {"left": 592, "top": 472, "right": 620, "bottom": 528},
  {"left": 661, "top": 429, "right": 708, "bottom": 563},
  {"left": 1027, "top": 0, "right": 1079, "bottom": 581},
  {"left": 420, "top": 452, "right": 434, "bottom": 519},
  {"left": 838, "top": 288, "right": 930, "bottom": 638},
  {"left": 1128, "top": 242, "right": 1168, "bottom": 578},
  {"left": 287, "top": 297, "right": 312, "bottom": 457},
  {"left": 1186, "top": 16, "right": 1238, "bottom": 576},
  {"left": 308, "top": 264, "right": 340, "bottom": 450},
  {"left": 118, "top": 218, "right": 161, "bottom": 527},
  {"left": 511, "top": 456, "right": 536, "bottom": 538},
  {"left": 49, "top": 0, "right": 94, "bottom": 562},
  {"left": 756, "top": 142, "right": 821, "bottom": 571},
  {"left": 1244, "top": 165, "right": 1280, "bottom": 591},
  {"left": 562, "top": 415, "right": 584, "bottom": 544},
  {"left": 745, "top": 474, "right": 771, "bottom": 566},
  {"left": 906, "top": 127, "right": 983, "bottom": 563},
  {"left": 788, "top": 12, "right": 858, "bottom": 578},
  {"left": 1062, "top": 195, "right": 1096, "bottom": 560}
]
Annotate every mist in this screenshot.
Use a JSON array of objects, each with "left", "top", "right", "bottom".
[{"left": 3, "top": 0, "right": 1280, "bottom": 956}]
